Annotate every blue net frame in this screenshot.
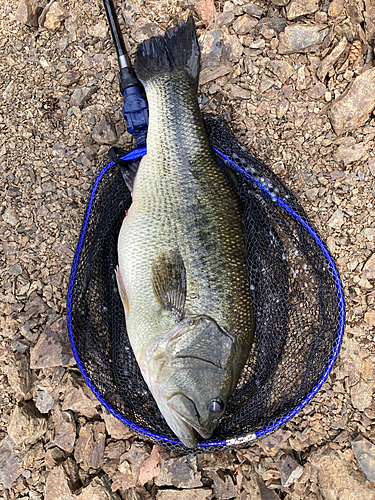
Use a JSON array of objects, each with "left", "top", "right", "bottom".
[{"left": 67, "top": 115, "right": 345, "bottom": 452}]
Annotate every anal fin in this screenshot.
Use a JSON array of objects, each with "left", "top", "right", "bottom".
[{"left": 115, "top": 266, "right": 129, "bottom": 318}]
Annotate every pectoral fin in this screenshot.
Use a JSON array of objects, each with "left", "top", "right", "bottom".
[
  {"left": 115, "top": 266, "right": 129, "bottom": 318},
  {"left": 151, "top": 250, "right": 186, "bottom": 321}
]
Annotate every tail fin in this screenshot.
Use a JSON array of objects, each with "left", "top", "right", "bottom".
[{"left": 134, "top": 16, "right": 200, "bottom": 85}]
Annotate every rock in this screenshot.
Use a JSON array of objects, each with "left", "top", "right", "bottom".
[
  {"left": 273, "top": 160, "right": 287, "bottom": 175},
  {"left": 199, "top": 61, "right": 233, "bottom": 85},
  {"left": 296, "top": 65, "right": 306, "bottom": 90},
  {"left": 43, "top": 1, "right": 68, "bottom": 30},
  {"left": 364, "top": 310, "right": 375, "bottom": 326},
  {"left": 256, "top": 476, "right": 280, "bottom": 499},
  {"left": 114, "top": 441, "right": 151, "bottom": 491},
  {"left": 278, "top": 25, "right": 328, "bottom": 54},
  {"left": 62, "top": 373, "right": 100, "bottom": 418},
  {"left": 286, "top": 0, "right": 319, "bottom": 20},
  {"left": 275, "top": 453, "right": 304, "bottom": 487},
  {"left": 138, "top": 445, "right": 163, "bottom": 486},
  {"left": 92, "top": 116, "right": 118, "bottom": 145},
  {"left": 7, "top": 186, "right": 22, "bottom": 197},
  {"left": 0, "top": 436, "right": 24, "bottom": 489},
  {"left": 124, "top": 486, "right": 152, "bottom": 500},
  {"left": 243, "top": 4, "right": 263, "bottom": 18},
  {"left": 328, "top": 68, "right": 375, "bottom": 135},
  {"left": 35, "top": 391, "right": 54, "bottom": 413},
  {"left": 199, "top": 29, "right": 223, "bottom": 70},
  {"left": 335, "top": 336, "right": 373, "bottom": 387},
  {"left": 79, "top": 475, "right": 121, "bottom": 499},
  {"left": 214, "top": 11, "right": 235, "bottom": 28},
  {"left": 50, "top": 408, "right": 76, "bottom": 453},
  {"left": 155, "top": 455, "right": 202, "bottom": 488},
  {"left": 156, "top": 490, "right": 211, "bottom": 500},
  {"left": 257, "top": 17, "right": 287, "bottom": 33},
  {"left": 104, "top": 441, "right": 127, "bottom": 461},
  {"left": 223, "top": 1, "right": 240, "bottom": 13},
  {"left": 362, "top": 253, "right": 375, "bottom": 280},
  {"left": 62, "top": 457, "right": 80, "bottom": 490},
  {"left": 369, "top": 157, "right": 375, "bottom": 177},
  {"left": 364, "top": 0, "right": 375, "bottom": 40},
  {"left": 346, "top": 1, "right": 363, "bottom": 23},
  {"left": 309, "top": 445, "right": 375, "bottom": 499},
  {"left": 30, "top": 317, "right": 75, "bottom": 369},
  {"left": 256, "top": 100, "right": 270, "bottom": 117},
  {"left": 116, "top": 459, "right": 137, "bottom": 491},
  {"left": 202, "top": 452, "right": 237, "bottom": 472},
  {"left": 7, "top": 263, "right": 22, "bottom": 275},
  {"left": 3, "top": 353, "right": 31, "bottom": 401},
  {"left": 257, "top": 430, "right": 292, "bottom": 457},
  {"left": 131, "top": 18, "right": 163, "bottom": 43},
  {"left": 307, "top": 82, "right": 327, "bottom": 99},
  {"left": 328, "top": 0, "right": 345, "bottom": 18},
  {"left": 102, "top": 441, "right": 127, "bottom": 481},
  {"left": 305, "top": 187, "right": 320, "bottom": 200},
  {"left": 262, "top": 27, "right": 276, "bottom": 39},
  {"left": 259, "top": 74, "right": 275, "bottom": 93},
  {"left": 352, "top": 436, "right": 375, "bottom": 484},
  {"left": 45, "top": 465, "right": 74, "bottom": 500},
  {"left": 362, "top": 228, "right": 375, "bottom": 241},
  {"left": 74, "top": 421, "right": 106, "bottom": 471},
  {"left": 22, "top": 441, "right": 45, "bottom": 469},
  {"left": 45, "top": 446, "right": 66, "bottom": 469},
  {"left": 265, "top": 59, "right": 294, "bottom": 84},
  {"left": 209, "top": 470, "right": 237, "bottom": 499},
  {"left": 15, "top": 0, "right": 43, "bottom": 27},
  {"left": 103, "top": 409, "right": 134, "bottom": 440},
  {"left": 271, "top": 0, "right": 290, "bottom": 5},
  {"left": 225, "top": 84, "right": 251, "bottom": 99},
  {"left": 195, "top": 0, "right": 216, "bottom": 26},
  {"left": 70, "top": 86, "right": 98, "bottom": 108},
  {"left": 8, "top": 401, "right": 48, "bottom": 446},
  {"left": 317, "top": 37, "right": 348, "bottom": 81},
  {"left": 328, "top": 208, "right": 344, "bottom": 229},
  {"left": 222, "top": 29, "right": 243, "bottom": 61},
  {"left": 2, "top": 206, "right": 19, "bottom": 226},
  {"left": 248, "top": 38, "right": 265, "bottom": 49},
  {"left": 351, "top": 379, "right": 373, "bottom": 411},
  {"left": 334, "top": 143, "right": 367, "bottom": 165},
  {"left": 232, "top": 14, "right": 258, "bottom": 35},
  {"left": 88, "top": 22, "right": 108, "bottom": 39},
  {"left": 60, "top": 70, "right": 81, "bottom": 86}
]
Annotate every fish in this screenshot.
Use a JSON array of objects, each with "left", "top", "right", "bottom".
[{"left": 116, "top": 16, "right": 254, "bottom": 448}]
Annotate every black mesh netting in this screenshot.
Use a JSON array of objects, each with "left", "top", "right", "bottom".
[{"left": 67, "top": 114, "right": 345, "bottom": 453}]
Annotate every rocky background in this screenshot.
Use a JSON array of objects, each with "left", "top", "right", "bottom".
[{"left": 1, "top": 0, "right": 375, "bottom": 498}]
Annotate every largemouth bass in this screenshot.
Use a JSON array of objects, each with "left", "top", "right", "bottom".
[{"left": 116, "top": 17, "right": 254, "bottom": 448}]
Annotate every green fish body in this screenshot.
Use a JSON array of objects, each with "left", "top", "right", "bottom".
[{"left": 117, "top": 17, "right": 254, "bottom": 448}]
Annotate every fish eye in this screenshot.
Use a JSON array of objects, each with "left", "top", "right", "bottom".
[{"left": 209, "top": 400, "right": 223, "bottom": 414}]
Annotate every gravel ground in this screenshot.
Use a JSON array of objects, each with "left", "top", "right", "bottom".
[{"left": 1, "top": 0, "right": 375, "bottom": 499}]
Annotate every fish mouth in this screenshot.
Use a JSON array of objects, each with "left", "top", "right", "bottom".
[
  {"left": 167, "top": 409, "right": 198, "bottom": 448},
  {"left": 167, "top": 394, "right": 213, "bottom": 447}
]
